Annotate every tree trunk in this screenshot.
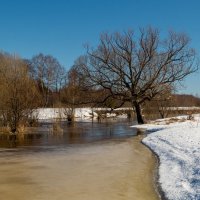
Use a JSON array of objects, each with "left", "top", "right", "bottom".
[{"left": 133, "top": 102, "right": 144, "bottom": 124}]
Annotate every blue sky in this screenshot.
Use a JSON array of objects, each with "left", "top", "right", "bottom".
[{"left": 0, "top": 0, "right": 200, "bottom": 95}]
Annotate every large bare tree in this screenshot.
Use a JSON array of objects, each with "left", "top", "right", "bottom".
[{"left": 75, "top": 28, "right": 198, "bottom": 124}]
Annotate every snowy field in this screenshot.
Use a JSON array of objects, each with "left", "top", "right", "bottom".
[{"left": 133, "top": 115, "right": 200, "bottom": 200}]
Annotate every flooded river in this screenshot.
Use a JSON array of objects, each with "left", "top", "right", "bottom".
[{"left": 0, "top": 119, "right": 159, "bottom": 200}]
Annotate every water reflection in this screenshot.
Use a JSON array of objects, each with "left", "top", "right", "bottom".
[{"left": 0, "top": 119, "right": 137, "bottom": 148}]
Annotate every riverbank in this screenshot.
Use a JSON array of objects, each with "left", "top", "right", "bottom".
[
  {"left": 142, "top": 141, "right": 167, "bottom": 200},
  {"left": 0, "top": 137, "right": 159, "bottom": 200},
  {"left": 133, "top": 115, "right": 200, "bottom": 200}
]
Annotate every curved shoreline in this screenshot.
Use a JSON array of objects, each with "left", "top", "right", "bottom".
[
  {"left": 133, "top": 116, "right": 200, "bottom": 200},
  {"left": 141, "top": 139, "right": 168, "bottom": 200}
]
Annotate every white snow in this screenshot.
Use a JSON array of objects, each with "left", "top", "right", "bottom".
[
  {"left": 33, "top": 107, "right": 128, "bottom": 120},
  {"left": 34, "top": 108, "right": 98, "bottom": 120},
  {"left": 133, "top": 115, "right": 200, "bottom": 200}
]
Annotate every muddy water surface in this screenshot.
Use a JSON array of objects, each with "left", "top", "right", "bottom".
[{"left": 0, "top": 120, "right": 159, "bottom": 200}]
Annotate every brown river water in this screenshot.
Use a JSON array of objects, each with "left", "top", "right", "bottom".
[{"left": 0, "top": 119, "right": 159, "bottom": 200}]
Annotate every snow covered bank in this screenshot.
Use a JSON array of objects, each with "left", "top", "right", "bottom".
[
  {"left": 133, "top": 116, "right": 200, "bottom": 200},
  {"left": 34, "top": 108, "right": 98, "bottom": 120},
  {"left": 34, "top": 108, "right": 129, "bottom": 120}
]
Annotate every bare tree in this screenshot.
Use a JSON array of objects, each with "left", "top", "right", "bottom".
[
  {"left": 61, "top": 66, "right": 87, "bottom": 107},
  {"left": 74, "top": 28, "right": 198, "bottom": 124},
  {"left": 29, "top": 53, "right": 65, "bottom": 107},
  {"left": 0, "top": 53, "right": 40, "bottom": 132},
  {"left": 146, "top": 86, "right": 174, "bottom": 119}
]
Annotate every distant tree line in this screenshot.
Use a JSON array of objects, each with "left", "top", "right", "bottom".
[
  {"left": 143, "top": 94, "right": 200, "bottom": 119},
  {"left": 0, "top": 27, "right": 199, "bottom": 132}
]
